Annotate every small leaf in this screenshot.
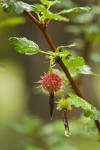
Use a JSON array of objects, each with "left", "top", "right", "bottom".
[
  {"left": 2, "top": 1, "right": 34, "bottom": 14},
  {"left": 40, "top": 0, "right": 60, "bottom": 7},
  {"left": 59, "top": 6, "right": 91, "bottom": 15},
  {"left": 63, "top": 56, "right": 85, "bottom": 70},
  {"left": 67, "top": 93, "right": 100, "bottom": 120},
  {"left": 68, "top": 93, "right": 91, "bottom": 110},
  {"left": 9, "top": 37, "right": 41, "bottom": 55},
  {"left": 40, "top": 0, "right": 49, "bottom": 5},
  {"left": 0, "top": 17, "right": 26, "bottom": 27},
  {"left": 56, "top": 0, "right": 75, "bottom": 9}
]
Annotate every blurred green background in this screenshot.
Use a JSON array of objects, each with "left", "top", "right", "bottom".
[{"left": 0, "top": 0, "right": 100, "bottom": 150}]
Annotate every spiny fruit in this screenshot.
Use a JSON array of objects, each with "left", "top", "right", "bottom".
[{"left": 38, "top": 73, "right": 63, "bottom": 93}]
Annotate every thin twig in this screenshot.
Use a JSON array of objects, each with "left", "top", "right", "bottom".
[{"left": 45, "top": 19, "right": 52, "bottom": 27}]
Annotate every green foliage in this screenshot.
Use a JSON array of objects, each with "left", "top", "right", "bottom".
[
  {"left": 58, "top": 6, "right": 91, "bottom": 15},
  {"left": 8, "top": 115, "right": 99, "bottom": 150},
  {"left": 67, "top": 93, "right": 100, "bottom": 120},
  {"left": 65, "top": 3, "right": 100, "bottom": 44},
  {"left": 9, "top": 37, "right": 41, "bottom": 55},
  {"left": 40, "top": 0, "right": 60, "bottom": 8},
  {"left": 69, "top": 116, "right": 98, "bottom": 137},
  {"left": 1, "top": 0, "right": 100, "bottom": 141},
  {"left": 1, "top": 0, "right": 91, "bottom": 24},
  {"left": 34, "top": 4, "right": 69, "bottom": 23},
  {"left": 9, "top": 115, "right": 42, "bottom": 134},
  {"left": 0, "top": 17, "right": 26, "bottom": 27},
  {"left": 62, "top": 56, "right": 94, "bottom": 76},
  {"left": 63, "top": 56, "right": 85, "bottom": 70},
  {"left": 2, "top": 0, "right": 33, "bottom": 13},
  {"left": 56, "top": 0, "right": 76, "bottom": 8}
]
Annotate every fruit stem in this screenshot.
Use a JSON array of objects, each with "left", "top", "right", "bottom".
[{"left": 49, "top": 92, "right": 55, "bottom": 120}]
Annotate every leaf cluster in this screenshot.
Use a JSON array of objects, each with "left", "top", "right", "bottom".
[
  {"left": 1, "top": 0, "right": 91, "bottom": 24},
  {"left": 67, "top": 93, "right": 100, "bottom": 120},
  {"left": 1, "top": 0, "right": 99, "bottom": 138},
  {"left": 64, "top": 2, "right": 100, "bottom": 43},
  {"left": 57, "top": 92, "right": 100, "bottom": 120},
  {"left": 9, "top": 37, "right": 93, "bottom": 77}
]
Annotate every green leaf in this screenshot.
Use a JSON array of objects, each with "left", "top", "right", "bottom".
[
  {"left": 40, "top": 0, "right": 49, "bottom": 5},
  {"left": 34, "top": 4, "right": 69, "bottom": 23},
  {"left": 0, "top": 17, "right": 26, "bottom": 27},
  {"left": 56, "top": 0, "right": 76, "bottom": 9},
  {"left": 59, "top": 6, "right": 91, "bottom": 15},
  {"left": 63, "top": 56, "right": 85, "bottom": 70},
  {"left": 68, "top": 93, "right": 91, "bottom": 110},
  {"left": 67, "top": 93, "right": 100, "bottom": 120},
  {"left": 9, "top": 37, "right": 41, "bottom": 55},
  {"left": 40, "top": 0, "right": 60, "bottom": 7},
  {"left": 2, "top": 1, "right": 34, "bottom": 13},
  {"left": 84, "top": 109, "right": 100, "bottom": 120}
]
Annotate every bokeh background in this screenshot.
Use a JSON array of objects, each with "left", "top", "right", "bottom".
[{"left": 0, "top": 0, "right": 100, "bottom": 150}]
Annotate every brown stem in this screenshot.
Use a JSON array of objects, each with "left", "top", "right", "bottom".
[
  {"left": 49, "top": 92, "right": 55, "bottom": 120},
  {"left": 24, "top": 11, "right": 100, "bottom": 133},
  {"left": 45, "top": 19, "right": 52, "bottom": 27}
]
